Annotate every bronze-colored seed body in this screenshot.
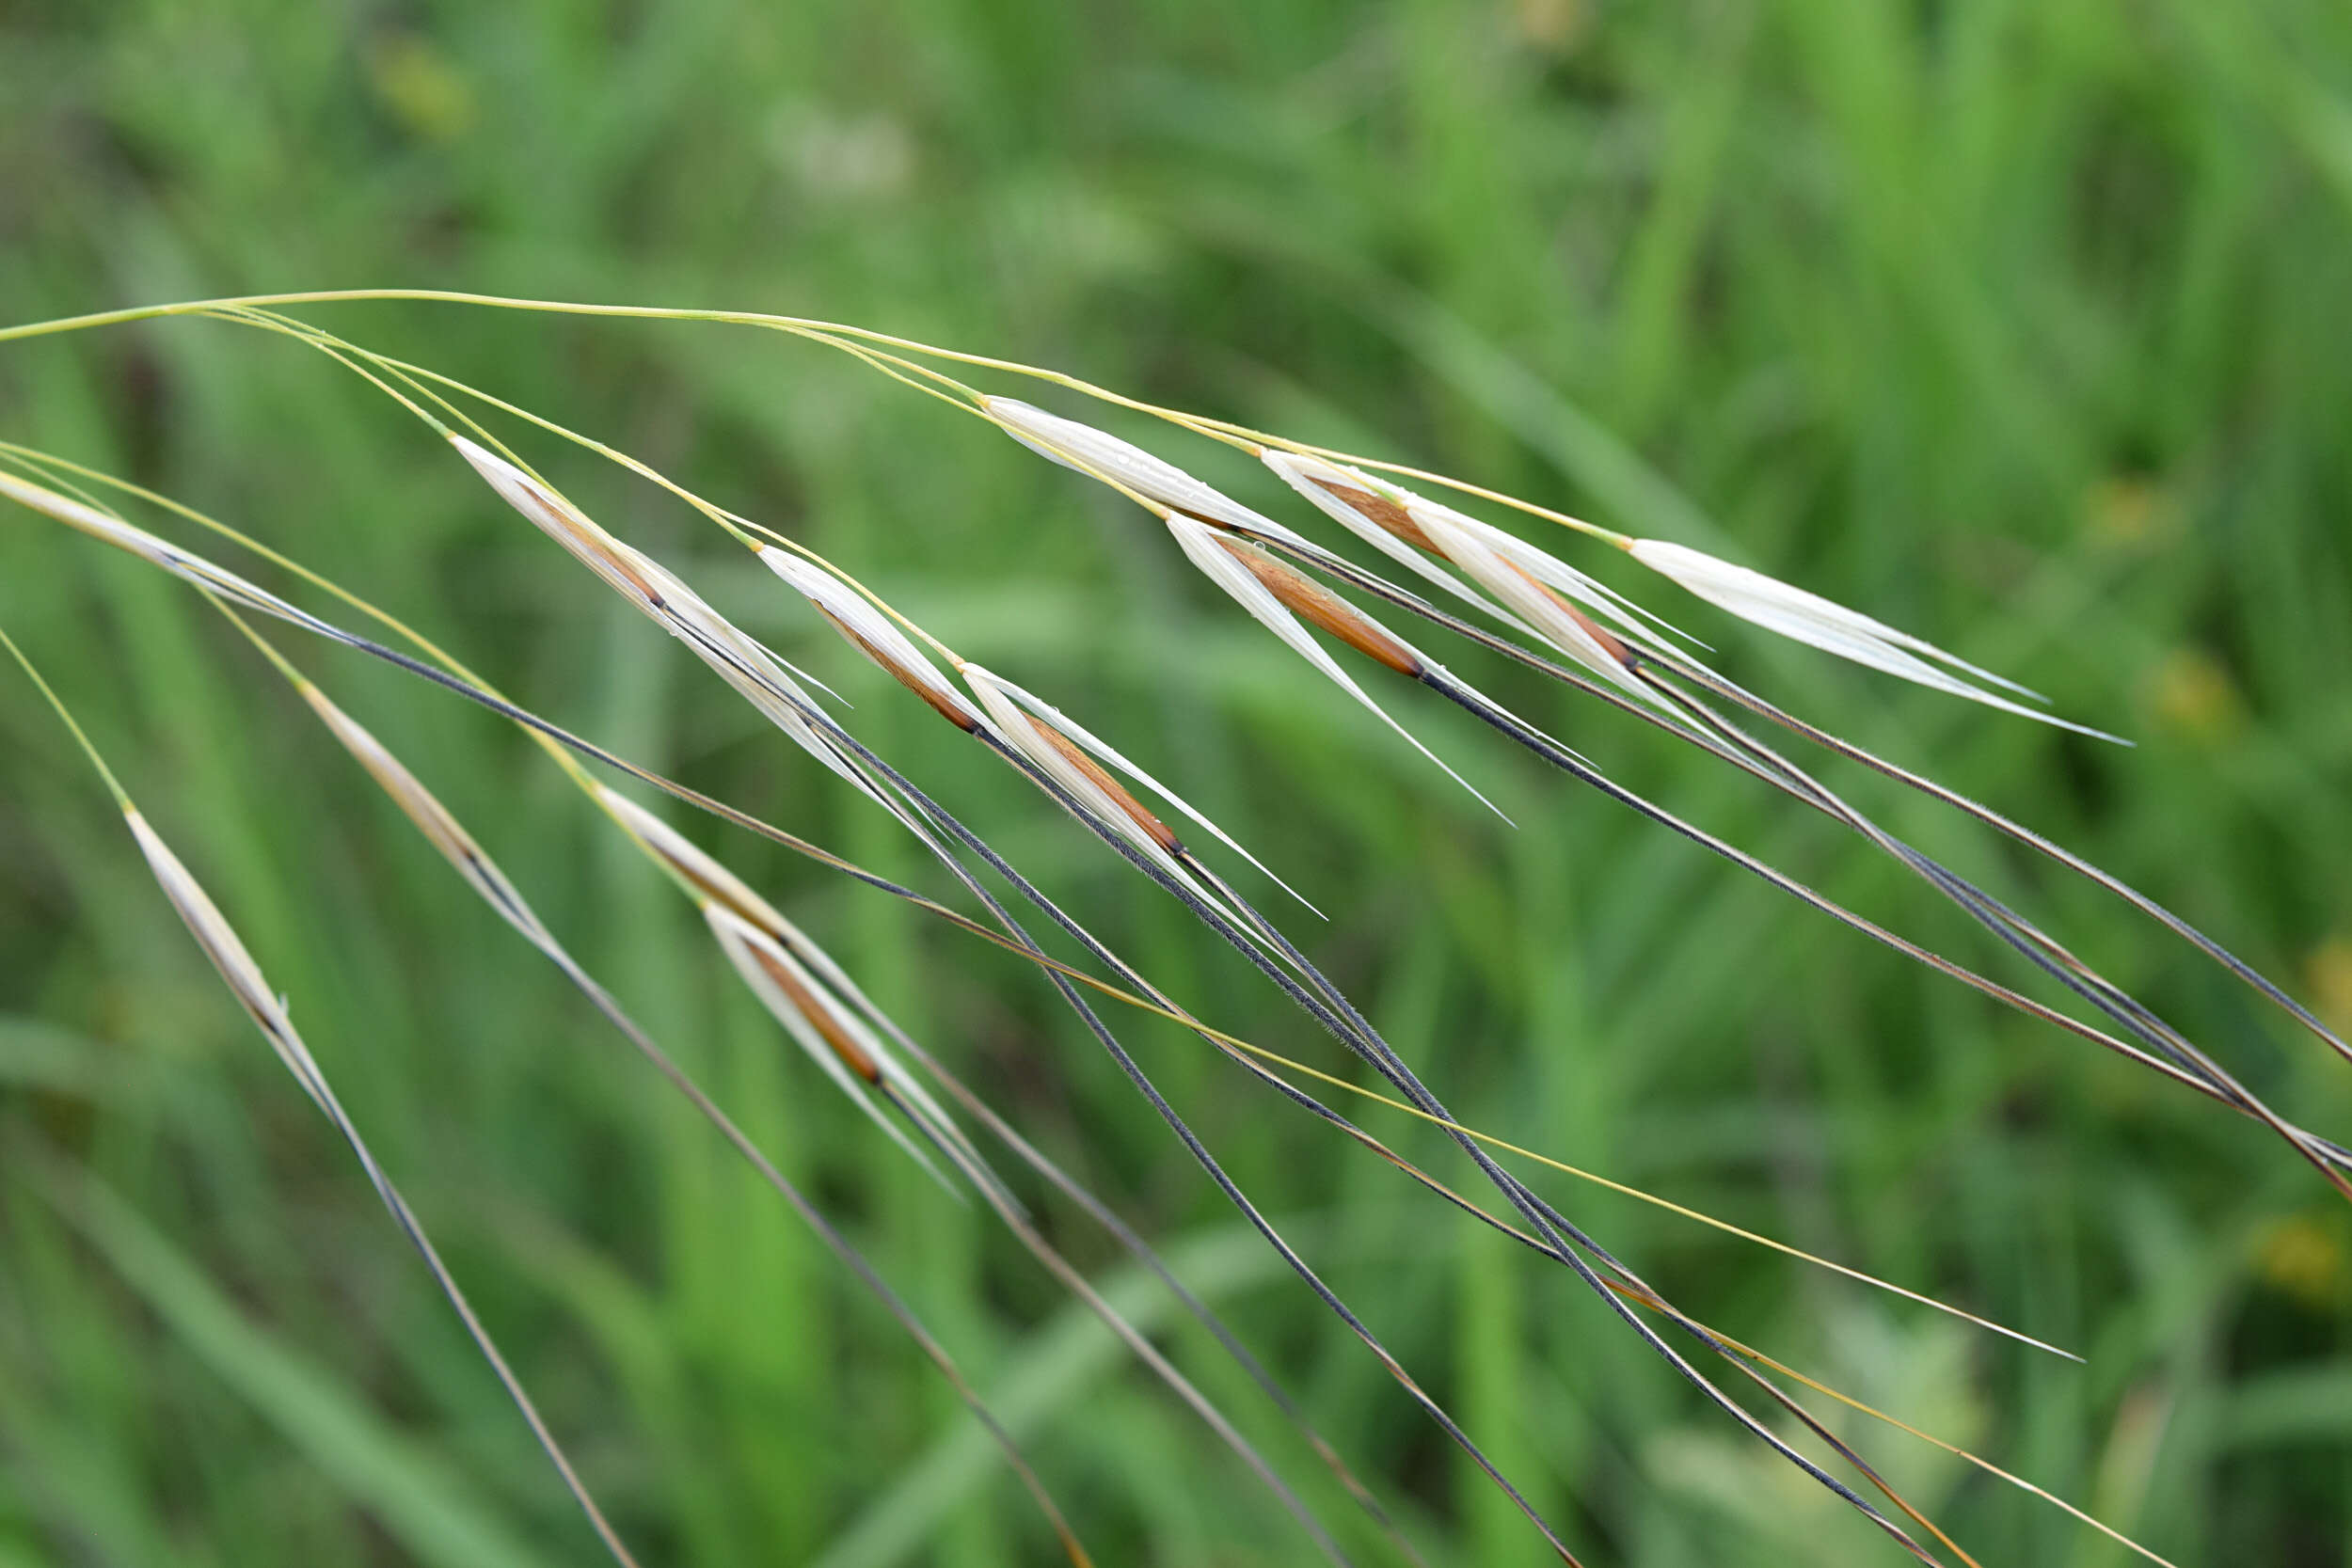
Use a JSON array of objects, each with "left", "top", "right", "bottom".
[
  {"left": 1216, "top": 534, "right": 1423, "bottom": 677},
  {"left": 1502, "top": 559, "right": 1634, "bottom": 667},
  {"left": 745, "top": 940, "right": 883, "bottom": 1083},
  {"left": 1033, "top": 720, "right": 1183, "bottom": 852},
  {"left": 1311, "top": 478, "right": 1438, "bottom": 555},
  {"left": 817, "top": 608, "right": 981, "bottom": 731}
]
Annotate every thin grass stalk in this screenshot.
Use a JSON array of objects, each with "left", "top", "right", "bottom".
[
  {"left": 588, "top": 791, "right": 1370, "bottom": 1567},
  {"left": 1614, "top": 662, "right": 2351, "bottom": 1187},
  {"left": 1200, "top": 512, "right": 2352, "bottom": 1178},
  {"left": 0, "top": 626, "right": 646, "bottom": 1568},
  {"left": 1411, "top": 657, "right": 2352, "bottom": 1196},
  {"left": 819, "top": 785, "right": 1585, "bottom": 1552},
  {"left": 1659, "top": 657, "right": 2352, "bottom": 1061},
  {"left": 809, "top": 707, "right": 1947, "bottom": 1562}
]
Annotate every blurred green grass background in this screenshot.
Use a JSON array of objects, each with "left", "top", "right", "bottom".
[{"left": 3, "top": 0, "right": 2351, "bottom": 1562}]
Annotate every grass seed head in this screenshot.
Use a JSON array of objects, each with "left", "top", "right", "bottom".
[
  {"left": 124, "top": 807, "right": 330, "bottom": 1110},
  {"left": 0, "top": 470, "right": 318, "bottom": 628},
  {"left": 294, "top": 682, "right": 555, "bottom": 944},
  {"left": 1262, "top": 450, "right": 1439, "bottom": 556},
  {"left": 962, "top": 667, "right": 1321, "bottom": 914},
  {"left": 595, "top": 784, "right": 794, "bottom": 936},
  {"left": 1263, "top": 450, "right": 1679, "bottom": 658},
  {"left": 300, "top": 685, "right": 477, "bottom": 870},
  {"left": 1628, "top": 538, "right": 2122, "bottom": 738},
  {"left": 963, "top": 664, "right": 1184, "bottom": 863},
  {"left": 983, "top": 398, "right": 1320, "bottom": 552},
  {"left": 449, "top": 436, "right": 673, "bottom": 610},
  {"left": 719, "top": 908, "right": 884, "bottom": 1084},
  {"left": 1165, "top": 513, "right": 1504, "bottom": 817},
  {"left": 452, "top": 436, "right": 894, "bottom": 795},
  {"left": 702, "top": 903, "right": 959, "bottom": 1190},
  {"left": 1216, "top": 536, "right": 1424, "bottom": 677},
  {"left": 757, "top": 547, "right": 981, "bottom": 729}
]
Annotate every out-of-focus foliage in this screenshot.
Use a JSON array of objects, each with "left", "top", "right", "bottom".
[{"left": 2, "top": 1, "right": 2349, "bottom": 1562}]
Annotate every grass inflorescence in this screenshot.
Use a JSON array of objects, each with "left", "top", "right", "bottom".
[{"left": 3, "top": 277, "right": 2344, "bottom": 1564}]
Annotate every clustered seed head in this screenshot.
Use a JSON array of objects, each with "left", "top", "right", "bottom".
[
  {"left": 1262, "top": 449, "right": 1662, "bottom": 703},
  {"left": 1258, "top": 439, "right": 2098, "bottom": 734}
]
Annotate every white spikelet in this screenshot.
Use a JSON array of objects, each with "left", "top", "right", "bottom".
[
  {"left": 596, "top": 784, "right": 787, "bottom": 928},
  {"left": 1261, "top": 451, "right": 1511, "bottom": 618},
  {"left": 756, "top": 547, "right": 983, "bottom": 728},
  {"left": 449, "top": 436, "right": 890, "bottom": 803},
  {"left": 961, "top": 663, "right": 1243, "bottom": 921},
  {"left": 298, "top": 684, "right": 556, "bottom": 946},
  {"left": 1408, "top": 505, "right": 1664, "bottom": 706},
  {"left": 977, "top": 672, "right": 1322, "bottom": 918},
  {"left": 596, "top": 787, "right": 993, "bottom": 1192},
  {"left": 982, "top": 398, "right": 1322, "bottom": 553},
  {"left": 125, "top": 809, "right": 332, "bottom": 1113},
  {"left": 703, "top": 905, "right": 956, "bottom": 1193},
  {"left": 1628, "top": 539, "right": 2125, "bottom": 741},
  {"left": 0, "top": 471, "right": 327, "bottom": 632},
  {"left": 1164, "top": 514, "right": 1507, "bottom": 820},
  {"left": 1259, "top": 450, "right": 1687, "bottom": 650}
]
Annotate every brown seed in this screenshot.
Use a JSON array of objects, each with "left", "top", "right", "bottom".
[
  {"left": 1311, "top": 479, "right": 1438, "bottom": 554},
  {"left": 816, "top": 608, "right": 981, "bottom": 732},
  {"left": 745, "top": 938, "right": 883, "bottom": 1084},
  {"left": 1216, "top": 536, "right": 1422, "bottom": 676},
  {"left": 1503, "top": 559, "right": 1633, "bottom": 667},
  {"left": 1032, "top": 719, "right": 1182, "bottom": 852}
]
